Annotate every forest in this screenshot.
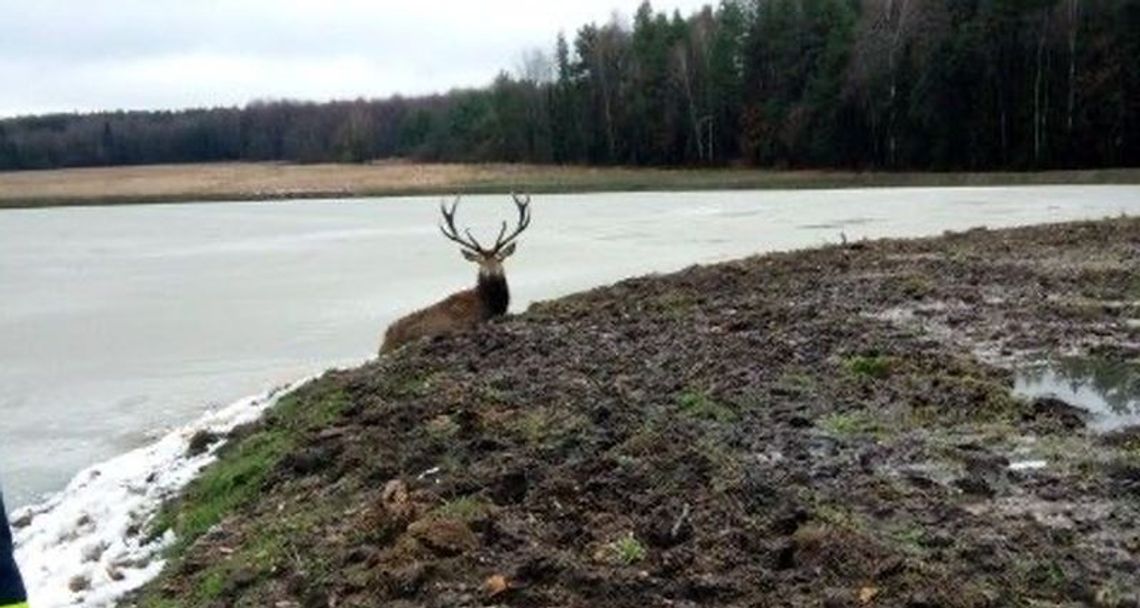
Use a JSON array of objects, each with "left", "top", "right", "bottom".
[{"left": 0, "top": 0, "right": 1137, "bottom": 172}]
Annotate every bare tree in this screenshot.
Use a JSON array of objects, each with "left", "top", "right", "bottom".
[
  {"left": 1033, "top": 8, "right": 1051, "bottom": 164},
  {"left": 672, "top": 8, "right": 716, "bottom": 162},
  {"left": 581, "top": 17, "right": 629, "bottom": 161},
  {"left": 1063, "top": 0, "right": 1081, "bottom": 134},
  {"left": 846, "top": 0, "right": 939, "bottom": 166},
  {"left": 515, "top": 48, "right": 554, "bottom": 85}
]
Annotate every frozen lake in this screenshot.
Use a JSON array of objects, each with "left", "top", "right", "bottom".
[{"left": 2, "top": 185, "right": 1140, "bottom": 507}]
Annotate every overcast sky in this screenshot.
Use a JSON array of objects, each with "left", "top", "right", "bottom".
[{"left": 0, "top": 0, "right": 712, "bottom": 118}]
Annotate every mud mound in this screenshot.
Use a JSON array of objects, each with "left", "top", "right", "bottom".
[{"left": 134, "top": 218, "right": 1140, "bottom": 607}]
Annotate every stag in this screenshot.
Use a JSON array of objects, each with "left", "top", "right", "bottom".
[{"left": 380, "top": 193, "right": 532, "bottom": 354}]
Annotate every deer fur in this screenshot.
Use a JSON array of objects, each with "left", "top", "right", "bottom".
[{"left": 379, "top": 195, "right": 529, "bottom": 354}]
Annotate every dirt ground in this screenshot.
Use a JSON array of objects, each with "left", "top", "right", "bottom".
[
  {"left": 133, "top": 218, "right": 1140, "bottom": 607},
  {"left": 2, "top": 161, "right": 1137, "bottom": 208}
]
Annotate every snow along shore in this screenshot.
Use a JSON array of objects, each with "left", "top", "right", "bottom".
[{"left": 9, "top": 377, "right": 313, "bottom": 608}]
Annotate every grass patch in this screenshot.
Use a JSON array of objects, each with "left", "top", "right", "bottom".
[
  {"left": 695, "top": 435, "right": 746, "bottom": 493},
  {"left": 653, "top": 293, "right": 698, "bottom": 319},
  {"left": 1013, "top": 558, "right": 1069, "bottom": 592},
  {"left": 425, "top": 414, "right": 459, "bottom": 440},
  {"left": 676, "top": 389, "right": 737, "bottom": 422},
  {"left": 898, "top": 274, "right": 935, "bottom": 298},
  {"left": 386, "top": 370, "right": 439, "bottom": 398},
  {"left": 888, "top": 524, "right": 927, "bottom": 553},
  {"left": 149, "top": 383, "right": 348, "bottom": 553},
  {"left": 844, "top": 355, "right": 894, "bottom": 379},
  {"left": 602, "top": 533, "right": 647, "bottom": 565},
  {"left": 811, "top": 503, "right": 867, "bottom": 531},
  {"left": 142, "top": 502, "right": 334, "bottom": 607},
  {"left": 773, "top": 371, "right": 816, "bottom": 395},
  {"left": 430, "top": 495, "right": 494, "bottom": 522},
  {"left": 817, "top": 410, "right": 888, "bottom": 438},
  {"left": 1118, "top": 437, "right": 1140, "bottom": 465},
  {"left": 507, "top": 407, "right": 588, "bottom": 446}
]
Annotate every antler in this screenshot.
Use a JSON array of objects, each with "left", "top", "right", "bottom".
[
  {"left": 439, "top": 193, "right": 532, "bottom": 254},
  {"left": 491, "top": 192, "right": 532, "bottom": 253},
  {"left": 438, "top": 196, "right": 484, "bottom": 253}
]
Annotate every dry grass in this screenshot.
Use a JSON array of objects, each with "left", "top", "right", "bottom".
[{"left": 1, "top": 160, "right": 1137, "bottom": 208}]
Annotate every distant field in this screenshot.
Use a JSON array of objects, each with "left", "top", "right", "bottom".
[{"left": 1, "top": 161, "right": 1138, "bottom": 208}]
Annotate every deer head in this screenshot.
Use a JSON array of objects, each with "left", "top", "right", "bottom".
[{"left": 438, "top": 193, "right": 531, "bottom": 277}]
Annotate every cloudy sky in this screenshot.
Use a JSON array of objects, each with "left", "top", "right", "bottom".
[{"left": 0, "top": 0, "right": 712, "bottom": 118}]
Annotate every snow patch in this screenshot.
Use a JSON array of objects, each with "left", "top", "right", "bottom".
[
  {"left": 10, "top": 377, "right": 312, "bottom": 608},
  {"left": 1008, "top": 459, "right": 1048, "bottom": 471}
]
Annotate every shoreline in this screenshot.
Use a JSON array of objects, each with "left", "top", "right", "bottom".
[
  {"left": 131, "top": 216, "right": 1140, "bottom": 606},
  {"left": 1, "top": 161, "right": 1138, "bottom": 209},
  {"left": 9, "top": 378, "right": 313, "bottom": 608}
]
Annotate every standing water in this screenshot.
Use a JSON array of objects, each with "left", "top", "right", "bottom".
[{"left": 1014, "top": 357, "right": 1140, "bottom": 432}]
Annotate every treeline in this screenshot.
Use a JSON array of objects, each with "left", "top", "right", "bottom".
[{"left": 1, "top": 0, "right": 1137, "bottom": 172}]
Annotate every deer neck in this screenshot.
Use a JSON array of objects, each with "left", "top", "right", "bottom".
[{"left": 476, "top": 268, "right": 510, "bottom": 318}]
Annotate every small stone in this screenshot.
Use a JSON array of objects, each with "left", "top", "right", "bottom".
[
  {"left": 10, "top": 513, "right": 33, "bottom": 529},
  {"left": 229, "top": 567, "right": 258, "bottom": 588},
  {"left": 187, "top": 430, "right": 221, "bottom": 457},
  {"left": 69, "top": 574, "right": 91, "bottom": 592},
  {"left": 382, "top": 479, "right": 410, "bottom": 510},
  {"left": 954, "top": 476, "right": 995, "bottom": 497},
  {"left": 408, "top": 518, "right": 479, "bottom": 556},
  {"left": 483, "top": 574, "right": 509, "bottom": 597},
  {"left": 384, "top": 562, "right": 429, "bottom": 597},
  {"left": 316, "top": 426, "right": 348, "bottom": 441},
  {"left": 113, "top": 555, "right": 152, "bottom": 570}
]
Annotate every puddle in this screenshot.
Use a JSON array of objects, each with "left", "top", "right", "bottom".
[{"left": 1014, "top": 358, "right": 1140, "bottom": 432}]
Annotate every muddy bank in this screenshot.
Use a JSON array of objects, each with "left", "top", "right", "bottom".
[{"left": 130, "top": 218, "right": 1140, "bottom": 607}]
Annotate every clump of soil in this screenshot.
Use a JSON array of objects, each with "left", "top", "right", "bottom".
[
  {"left": 135, "top": 218, "right": 1140, "bottom": 607},
  {"left": 185, "top": 430, "right": 221, "bottom": 457}
]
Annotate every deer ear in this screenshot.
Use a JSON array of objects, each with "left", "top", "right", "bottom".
[
  {"left": 498, "top": 242, "right": 517, "bottom": 258},
  {"left": 461, "top": 249, "right": 480, "bottom": 262}
]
